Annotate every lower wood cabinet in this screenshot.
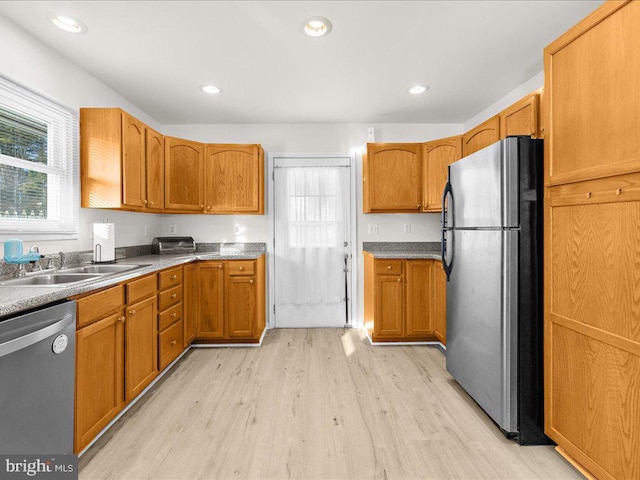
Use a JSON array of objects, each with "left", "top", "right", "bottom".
[
  {"left": 124, "top": 295, "right": 158, "bottom": 402},
  {"left": 183, "top": 263, "right": 197, "bottom": 347},
  {"left": 364, "top": 254, "right": 446, "bottom": 344},
  {"left": 196, "top": 255, "right": 266, "bottom": 343}
]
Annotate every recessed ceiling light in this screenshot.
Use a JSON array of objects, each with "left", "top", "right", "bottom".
[
  {"left": 301, "top": 17, "right": 332, "bottom": 37},
  {"left": 46, "top": 12, "right": 87, "bottom": 34},
  {"left": 409, "top": 85, "right": 430, "bottom": 95},
  {"left": 201, "top": 85, "right": 221, "bottom": 95}
]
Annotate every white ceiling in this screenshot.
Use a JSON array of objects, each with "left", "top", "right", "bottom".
[{"left": 0, "top": 1, "right": 602, "bottom": 125}]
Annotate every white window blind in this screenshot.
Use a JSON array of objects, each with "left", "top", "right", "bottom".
[{"left": 0, "top": 76, "right": 79, "bottom": 238}]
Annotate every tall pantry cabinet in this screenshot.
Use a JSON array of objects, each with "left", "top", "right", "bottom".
[{"left": 543, "top": 2, "right": 640, "bottom": 479}]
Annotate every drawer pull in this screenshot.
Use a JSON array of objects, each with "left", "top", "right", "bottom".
[
  {"left": 129, "top": 310, "right": 136, "bottom": 316},
  {"left": 171, "top": 312, "right": 177, "bottom": 318},
  {"left": 119, "top": 316, "right": 125, "bottom": 323},
  {"left": 249, "top": 279, "right": 254, "bottom": 284},
  {"left": 397, "top": 278, "right": 401, "bottom": 283},
  {"left": 239, "top": 266, "right": 244, "bottom": 271},
  {"left": 170, "top": 340, "right": 177, "bottom": 346},
  {"left": 387, "top": 265, "right": 392, "bottom": 270},
  {"left": 616, "top": 188, "right": 623, "bottom": 196},
  {"left": 171, "top": 293, "right": 177, "bottom": 299},
  {"left": 171, "top": 274, "right": 177, "bottom": 280},
  {"left": 586, "top": 192, "right": 592, "bottom": 198},
  {"left": 217, "top": 265, "right": 223, "bottom": 269}
]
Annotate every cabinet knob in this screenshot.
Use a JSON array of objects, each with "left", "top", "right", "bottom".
[
  {"left": 200, "top": 205, "right": 205, "bottom": 209},
  {"left": 118, "top": 316, "right": 125, "bottom": 323},
  {"left": 171, "top": 293, "right": 177, "bottom": 299},
  {"left": 171, "top": 312, "right": 177, "bottom": 318},
  {"left": 249, "top": 279, "right": 254, "bottom": 284},
  {"left": 170, "top": 340, "right": 177, "bottom": 346},
  {"left": 207, "top": 206, "right": 212, "bottom": 210},
  {"left": 239, "top": 266, "right": 244, "bottom": 271},
  {"left": 149, "top": 201, "right": 154, "bottom": 206},
  {"left": 397, "top": 278, "right": 401, "bottom": 283},
  {"left": 417, "top": 204, "right": 420, "bottom": 209},
  {"left": 586, "top": 192, "right": 592, "bottom": 198},
  {"left": 128, "top": 310, "right": 136, "bottom": 316},
  {"left": 171, "top": 274, "right": 177, "bottom": 280},
  {"left": 387, "top": 265, "right": 392, "bottom": 270},
  {"left": 217, "top": 265, "right": 223, "bottom": 269},
  {"left": 616, "top": 188, "right": 623, "bottom": 196},
  {"left": 143, "top": 200, "right": 148, "bottom": 205}
]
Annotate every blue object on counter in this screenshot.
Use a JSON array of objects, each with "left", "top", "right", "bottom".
[{"left": 3, "top": 238, "right": 44, "bottom": 264}]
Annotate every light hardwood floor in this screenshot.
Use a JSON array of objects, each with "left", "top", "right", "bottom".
[{"left": 79, "top": 328, "right": 581, "bottom": 480}]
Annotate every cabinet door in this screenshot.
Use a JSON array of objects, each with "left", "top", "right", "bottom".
[
  {"left": 164, "top": 137, "right": 204, "bottom": 211},
  {"left": 499, "top": 93, "right": 539, "bottom": 139},
  {"left": 75, "top": 311, "right": 124, "bottom": 453},
  {"left": 463, "top": 115, "right": 500, "bottom": 157},
  {"left": 545, "top": 1, "right": 640, "bottom": 186},
  {"left": 364, "top": 143, "right": 422, "bottom": 212},
  {"left": 183, "top": 263, "right": 197, "bottom": 347},
  {"left": 124, "top": 296, "right": 158, "bottom": 403},
  {"left": 196, "top": 262, "right": 225, "bottom": 339},
  {"left": 121, "top": 112, "right": 146, "bottom": 209},
  {"left": 226, "top": 273, "right": 256, "bottom": 338},
  {"left": 374, "top": 275, "right": 404, "bottom": 339},
  {"left": 433, "top": 261, "right": 447, "bottom": 345},
  {"left": 146, "top": 127, "right": 164, "bottom": 211},
  {"left": 423, "top": 136, "right": 462, "bottom": 212},
  {"left": 405, "top": 261, "right": 433, "bottom": 338},
  {"left": 204, "top": 144, "right": 264, "bottom": 214}
]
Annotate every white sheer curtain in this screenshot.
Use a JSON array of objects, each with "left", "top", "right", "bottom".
[{"left": 274, "top": 165, "right": 350, "bottom": 327}]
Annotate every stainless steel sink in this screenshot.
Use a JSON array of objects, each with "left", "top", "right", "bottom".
[
  {"left": 0, "top": 263, "right": 151, "bottom": 287},
  {"left": 0, "top": 273, "right": 102, "bottom": 286},
  {"left": 63, "top": 264, "right": 148, "bottom": 274}
]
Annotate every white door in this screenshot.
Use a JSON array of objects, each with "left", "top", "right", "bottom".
[{"left": 273, "top": 157, "right": 351, "bottom": 328}]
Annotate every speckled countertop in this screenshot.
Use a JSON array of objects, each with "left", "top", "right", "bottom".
[
  {"left": 362, "top": 242, "right": 442, "bottom": 260},
  {"left": 0, "top": 244, "right": 265, "bottom": 319}
]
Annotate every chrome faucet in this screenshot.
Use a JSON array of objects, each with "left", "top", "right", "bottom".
[
  {"left": 59, "top": 251, "right": 66, "bottom": 270},
  {"left": 29, "top": 245, "right": 42, "bottom": 272}
]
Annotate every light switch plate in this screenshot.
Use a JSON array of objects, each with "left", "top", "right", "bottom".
[
  {"left": 368, "top": 224, "right": 379, "bottom": 235},
  {"left": 169, "top": 224, "right": 177, "bottom": 235},
  {"left": 403, "top": 223, "right": 411, "bottom": 233}
]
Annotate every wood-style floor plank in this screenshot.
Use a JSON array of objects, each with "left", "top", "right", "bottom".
[{"left": 79, "top": 328, "right": 581, "bottom": 480}]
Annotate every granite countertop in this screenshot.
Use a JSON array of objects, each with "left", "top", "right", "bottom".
[
  {"left": 0, "top": 247, "right": 265, "bottom": 319},
  {"left": 362, "top": 242, "right": 442, "bottom": 260}
]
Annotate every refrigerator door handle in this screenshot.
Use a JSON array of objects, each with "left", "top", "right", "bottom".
[{"left": 441, "top": 180, "right": 453, "bottom": 281}]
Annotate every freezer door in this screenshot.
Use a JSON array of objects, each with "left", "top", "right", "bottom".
[
  {"left": 447, "top": 138, "right": 519, "bottom": 228},
  {"left": 445, "top": 229, "right": 518, "bottom": 433}
]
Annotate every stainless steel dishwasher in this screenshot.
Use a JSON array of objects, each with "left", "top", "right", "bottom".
[{"left": 0, "top": 301, "right": 75, "bottom": 454}]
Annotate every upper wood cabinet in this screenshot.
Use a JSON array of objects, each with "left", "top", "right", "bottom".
[
  {"left": 545, "top": 1, "right": 640, "bottom": 186},
  {"left": 164, "top": 137, "right": 204, "bottom": 212},
  {"left": 204, "top": 144, "right": 264, "bottom": 214},
  {"left": 499, "top": 92, "right": 540, "bottom": 139},
  {"left": 363, "top": 143, "right": 422, "bottom": 213},
  {"left": 423, "top": 136, "right": 462, "bottom": 212},
  {"left": 462, "top": 115, "right": 500, "bottom": 157},
  {"left": 145, "top": 127, "right": 164, "bottom": 211},
  {"left": 81, "top": 108, "right": 163, "bottom": 212}
]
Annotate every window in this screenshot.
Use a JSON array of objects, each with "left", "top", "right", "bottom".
[{"left": 0, "top": 76, "right": 78, "bottom": 238}]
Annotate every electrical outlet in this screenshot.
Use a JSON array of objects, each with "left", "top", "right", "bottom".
[
  {"left": 234, "top": 224, "right": 241, "bottom": 234},
  {"left": 144, "top": 225, "right": 150, "bottom": 236},
  {"left": 368, "top": 224, "right": 379, "bottom": 235},
  {"left": 403, "top": 223, "right": 411, "bottom": 233},
  {"left": 169, "top": 224, "right": 177, "bottom": 235}
]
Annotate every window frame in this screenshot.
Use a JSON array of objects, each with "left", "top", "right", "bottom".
[{"left": 0, "top": 75, "right": 79, "bottom": 240}]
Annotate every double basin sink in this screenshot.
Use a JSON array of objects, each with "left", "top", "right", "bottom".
[{"left": 0, "top": 263, "right": 151, "bottom": 287}]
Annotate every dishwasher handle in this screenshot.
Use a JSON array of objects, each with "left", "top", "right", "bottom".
[{"left": 0, "top": 314, "right": 73, "bottom": 358}]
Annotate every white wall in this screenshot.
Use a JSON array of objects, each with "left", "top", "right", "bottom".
[
  {"left": 0, "top": 15, "right": 162, "bottom": 256},
  {"left": 463, "top": 71, "right": 544, "bottom": 132}
]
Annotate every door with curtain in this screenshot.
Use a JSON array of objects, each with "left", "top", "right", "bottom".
[{"left": 273, "top": 158, "right": 351, "bottom": 328}]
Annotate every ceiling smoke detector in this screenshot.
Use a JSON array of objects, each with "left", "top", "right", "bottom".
[{"left": 301, "top": 17, "right": 333, "bottom": 38}]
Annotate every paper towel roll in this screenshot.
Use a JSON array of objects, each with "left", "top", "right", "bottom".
[{"left": 93, "top": 223, "right": 115, "bottom": 262}]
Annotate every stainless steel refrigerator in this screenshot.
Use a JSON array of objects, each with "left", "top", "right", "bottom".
[{"left": 441, "top": 136, "right": 549, "bottom": 445}]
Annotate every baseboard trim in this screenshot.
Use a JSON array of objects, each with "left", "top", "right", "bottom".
[
  {"left": 555, "top": 447, "right": 597, "bottom": 480},
  {"left": 362, "top": 327, "right": 446, "bottom": 350},
  {"left": 190, "top": 328, "right": 267, "bottom": 348}
]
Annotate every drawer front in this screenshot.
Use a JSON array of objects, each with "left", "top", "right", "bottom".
[
  {"left": 77, "top": 285, "right": 124, "bottom": 328},
  {"left": 159, "top": 302, "right": 182, "bottom": 331},
  {"left": 159, "top": 319, "right": 184, "bottom": 370},
  {"left": 126, "top": 274, "right": 157, "bottom": 304},
  {"left": 375, "top": 259, "right": 403, "bottom": 275},
  {"left": 226, "top": 261, "right": 255, "bottom": 276},
  {"left": 158, "top": 284, "right": 182, "bottom": 311},
  {"left": 158, "top": 266, "right": 183, "bottom": 291}
]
